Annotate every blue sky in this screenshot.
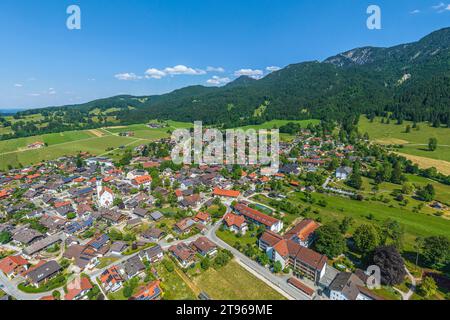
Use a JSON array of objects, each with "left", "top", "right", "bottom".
[{"left": 0, "top": 0, "right": 449, "bottom": 110}]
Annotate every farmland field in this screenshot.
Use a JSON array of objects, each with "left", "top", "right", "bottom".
[
  {"left": 0, "top": 135, "right": 135, "bottom": 169},
  {"left": 0, "top": 130, "right": 96, "bottom": 154},
  {"left": 359, "top": 116, "right": 450, "bottom": 165},
  {"left": 192, "top": 260, "right": 286, "bottom": 300},
  {"left": 0, "top": 120, "right": 193, "bottom": 170}
]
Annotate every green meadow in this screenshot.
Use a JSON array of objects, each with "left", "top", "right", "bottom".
[
  {"left": 0, "top": 120, "right": 193, "bottom": 170},
  {"left": 253, "top": 191, "right": 450, "bottom": 251},
  {"left": 359, "top": 116, "right": 450, "bottom": 163}
]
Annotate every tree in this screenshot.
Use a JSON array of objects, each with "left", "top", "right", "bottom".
[
  {"left": 339, "top": 217, "right": 354, "bottom": 234},
  {"left": 353, "top": 224, "right": 380, "bottom": 255},
  {"left": 314, "top": 224, "right": 347, "bottom": 258},
  {"left": 273, "top": 261, "right": 282, "bottom": 274},
  {"left": 347, "top": 171, "right": 363, "bottom": 190},
  {"left": 422, "top": 236, "right": 450, "bottom": 270},
  {"left": 200, "top": 257, "right": 211, "bottom": 271},
  {"left": 381, "top": 219, "right": 404, "bottom": 249},
  {"left": 405, "top": 125, "right": 411, "bottom": 133},
  {"left": 52, "top": 290, "right": 61, "bottom": 300},
  {"left": 390, "top": 162, "right": 404, "bottom": 185},
  {"left": 420, "top": 276, "right": 437, "bottom": 298},
  {"left": 372, "top": 245, "right": 406, "bottom": 286},
  {"left": 0, "top": 231, "right": 11, "bottom": 244},
  {"left": 401, "top": 183, "right": 413, "bottom": 195},
  {"left": 75, "top": 155, "right": 84, "bottom": 168},
  {"left": 428, "top": 138, "right": 438, "bottom": 152},
  {"left": 417, "top": 184, "right": 435, "bottom": 202},
  {"left": 258, "top": 253, "right": 270, "bottom": 267}
]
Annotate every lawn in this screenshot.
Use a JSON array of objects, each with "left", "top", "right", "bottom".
[
  {"left": 405, "top": 174, "right": 450, "bottom": 206},
  {"left": 192, "top": 260, "right": 286, "bottom": 300},
  {"left": 216, "top": 229, "right": 259, "bottom": 247},
  {"left": 97, "top": 257, "right": 120, "bottom": 269},
  {"left": 156, "top": 262, "right": 196, "bottom": 300},
  {"left": 329, "top": 176, "right": 449, "bottom": 214},
  {"left": 359, "top": 116, "right": 450, "bottom": 163}
]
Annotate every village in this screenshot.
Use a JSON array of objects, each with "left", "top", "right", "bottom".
[{"left": 0, "top": 125, "right": 446, "bottom": 301}]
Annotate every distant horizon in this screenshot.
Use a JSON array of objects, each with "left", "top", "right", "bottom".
[{"left": 1, "top": 0, "right": 450, "bottom": 110}]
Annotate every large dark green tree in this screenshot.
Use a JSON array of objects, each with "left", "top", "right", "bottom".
[
  {"left": 422, "top": 236, "right": 450, "bottom": 270},
  {"left": 314, "top": 224, "right": 347, "bottom": 258},
  {"left": 372, "top": 245, "right": 406, "bottom": 286}
]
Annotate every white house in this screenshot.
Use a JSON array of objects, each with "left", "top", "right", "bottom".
[
  {"left": 335, "top": 166, "right": 353, "bottom": 180},
  {"left": 329, "top": 272, "right": 380, "bottom": 300},
  {"left": 97, "top": 181, "right": 114, "bottom": 208}
]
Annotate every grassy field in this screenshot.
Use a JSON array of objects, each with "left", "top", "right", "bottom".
[
  {"left": 359, "top": 116, "right": 450, "bottom": 165},
  {"left": 236, "top": 119, "right": 320, "bottom": 131},
  {"left": 157, "top": 262, "right": 196, "bottom": 300},
  {"left": 0, "top": 130, "right": 96, "bottom": 154},
  {"left": 191, "top": 260, "right": 286, "bottom": 300},
  {"left": 0, "top": 135, "right": 135, "bottom": 169},
  {"left": 252, "top": 191, "right": 450, "bottom": 251},
  {"left": 216, "top": 229, "right": 258, "bottom": 247},
  {"left": 0, "top": 120, "right": 193, "bottom": 170}
]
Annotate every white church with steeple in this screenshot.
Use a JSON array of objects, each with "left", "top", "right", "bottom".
[{"left": 97, "top": 180, "right": 114, "bottom": 208}]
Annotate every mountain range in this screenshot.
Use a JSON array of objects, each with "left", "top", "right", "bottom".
[{"left": 19, "top": 27, "right": 450, "bottom": 128}]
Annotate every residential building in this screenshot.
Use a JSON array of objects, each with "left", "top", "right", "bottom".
[
  {"left": 222, "top": 212, "right": 248, "bottom": 234},
  {"left": 233, "top": 203, "right": 283, "bottom": 233},
  {"left": 131, "top": 281, "right": 162, "bottom": 300}
]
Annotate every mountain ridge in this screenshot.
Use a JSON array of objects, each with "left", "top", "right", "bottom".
[{"left": 16, "top": 27, "right": 450, "bottom": 128}]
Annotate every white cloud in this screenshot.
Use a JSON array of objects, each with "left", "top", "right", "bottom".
[
  {"left": 88, "top": 78, "right": 96, "bottom": 81},
  {"left": 28, "top": 93, "right": 41, "bottom": 97},
  {"left": 145, "top": 68, "right": 166, "bottom": 79},
  {"left": 48, "top": 88, "right": 56, "bottom": 95},
  {"left": 164, "top": 65, "right": 206, "bottom": 76},
  {"left": 234, "top": 68, "right": 264, "bottom": 79},
  {"left": 432, "top": 2, "right": 445, "bottom": 10},
  {"left": 206, "top": 76, "right": 231, "bottom": 86},
  {"left": 206, "top": 66, "right": 225, "bottom": 73},
  {"left": 14, "top": 83, "right": 23, "bottom": 87},
  {"left": 410, "top": 9, "right": 421, "bottom": 14},
  {"left": 266, "top": 66, "right": 281, "bottom": 72},
  {"left": 431, "top": 2, "right": 450, "bottom": 12},
  {"left": 114, "top": 73, "right": 142, "bottom": 81}
]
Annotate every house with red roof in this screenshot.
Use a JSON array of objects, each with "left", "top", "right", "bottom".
[
  {"left": 283, "top": 219, "right": 320, "bottom": 248},
  {"left": 233, "top": 203, "right": 283, "bottom": 233},
  {"left": 100, "top": 266, "right": 124, "bottom": 292},
  {"left": 65, "top": 277, "right": 93, "bottom": 300},
  {"left": 194, "top": 211, "right": 211, "bottom": 225},
  {"left": 213, "top": 187, "right": 241, "bottom": 199},
  {"left": 132, "top": 175, "right": 152, "bottom": 187},
  {"left": 222, "top": 212, "right": 248, "bottom": 234},
  {"left": 0, "top": 189, "right": 11, "bottom": 200},
  {"left": 0, "top": 255, "right": 30, "bottom": 278},
  {"left": 259, "top": 223, "right": 327, "bottom": 284},
  {"left": 131, "top": 281, "right": 162, "bottom": 300}
]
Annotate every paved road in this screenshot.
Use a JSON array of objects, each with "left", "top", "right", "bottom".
[
  {"left": 205, "top": 223, "right": 311, "bottom": 301},
  {"left": 0, "top": 272, "right": 54, "bottom": 300},
  {"left": 322, "top": 176, "right": 355, "bottom": 197}
]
